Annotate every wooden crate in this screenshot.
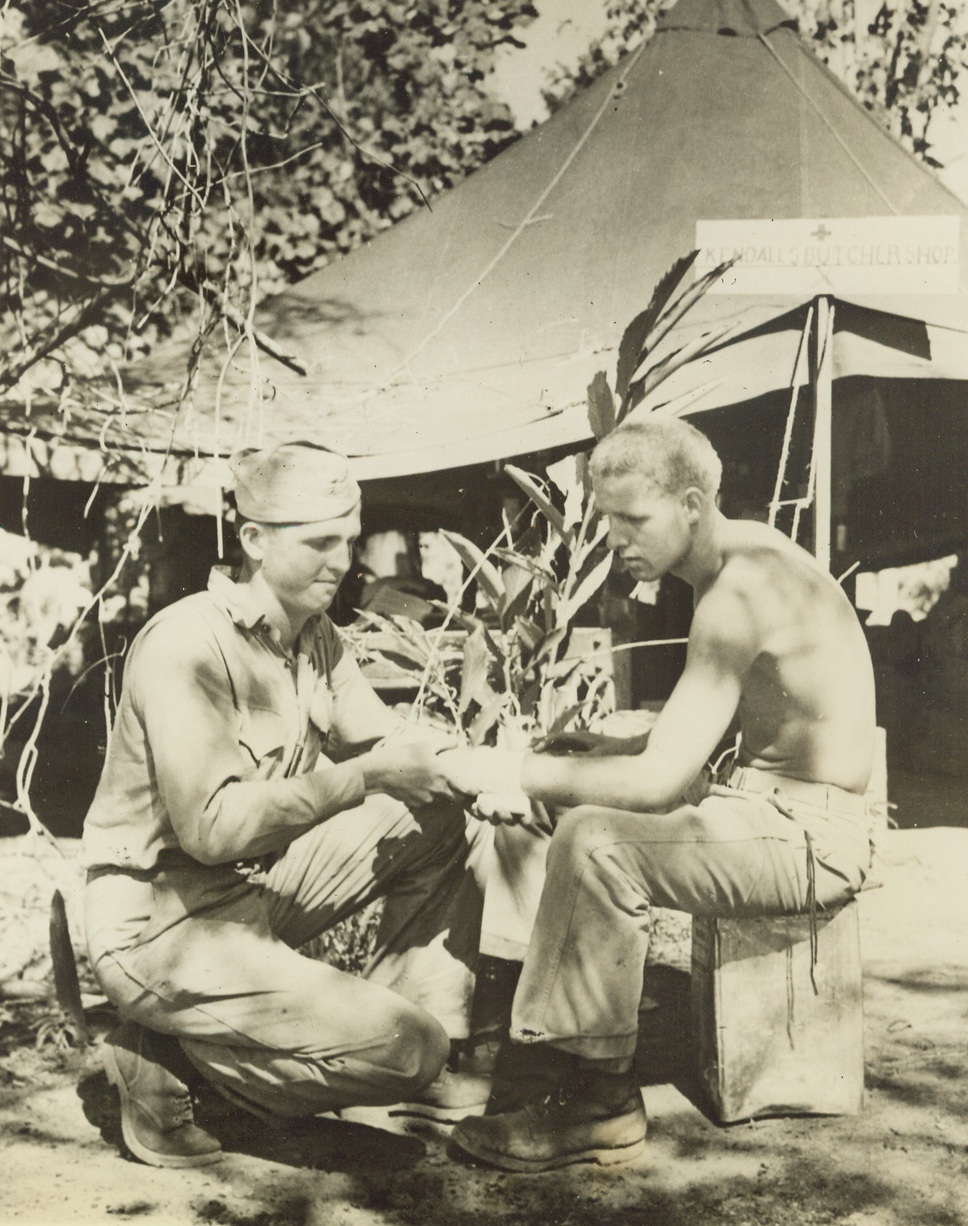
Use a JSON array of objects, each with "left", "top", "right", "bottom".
[{"left": 691, "top": 902, "right": 864, "bottom": 1122}]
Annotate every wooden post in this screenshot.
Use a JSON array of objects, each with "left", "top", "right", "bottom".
[{"left": 812, "top": 296, "right": 835, "bottom": 571}]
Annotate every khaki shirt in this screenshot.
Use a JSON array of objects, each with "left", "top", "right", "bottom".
[{"left": 82, "top": 570, "right": 392, "bottom": 872}]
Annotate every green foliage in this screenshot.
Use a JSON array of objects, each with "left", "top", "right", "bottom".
[
  {"left": 303, "top": 901, "right": 383, "bottom": 975},
  {"left": 0, "top": 539, "right": 91, "bottom": 700},
  {"left": 344, "top": 457, "right": 617, "bottom": 747},
  {"left": 0, "top": 0, "right": 535, "bottom": 398},
  {"left": 804, "top": 0, "right": 968, "bottom": 168}
]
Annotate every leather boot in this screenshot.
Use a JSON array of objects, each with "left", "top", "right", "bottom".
[
  {"left": 393, "top": 1040, "right": 492, "bottom": 1122},
  {"left": 469, "top": 955, "right": 522, "bottom": 1047},
  {"left": 485, "top": 1038, "right": 577, "bottom": 1115},
  {"left": 103, "top": 1022, "right": 223, "bottom": 1168},
  {"left": 452, "top": 1067, "right": 646, "bottom": 1172}
]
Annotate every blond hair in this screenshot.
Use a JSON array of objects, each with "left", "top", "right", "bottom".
[{"left": 589, "top": 417, "right": 722, "bottom": 498}]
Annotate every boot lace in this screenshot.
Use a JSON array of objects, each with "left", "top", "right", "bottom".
[
  {"left": 168, "top": 1092, "right": 195, "bottom": 1129},
  {"left": 528, "top": 1080, "right": 579, "bottom": 1121}
]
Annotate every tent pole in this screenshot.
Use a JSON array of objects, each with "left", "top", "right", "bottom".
[{"left": 812, "top": 296, "right": 835, "bottom": 571}]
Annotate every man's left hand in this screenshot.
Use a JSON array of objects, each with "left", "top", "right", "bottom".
[
  {"left": 472, "top": 791, "right": 554, "bottom": 834},
  {"left": 359, "top": 740, "right": 461, "bottom": 807}
]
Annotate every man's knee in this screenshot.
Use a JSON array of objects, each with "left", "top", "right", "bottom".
[
  {"left": 549, "top": 805, "right": 636, "bottom": 868},
  {"left": 382, "top": 1005, "right": 450, "bottom": 1093},
  {"left": 184, "top": 1000, "right": 449, "bottom": 1109}
]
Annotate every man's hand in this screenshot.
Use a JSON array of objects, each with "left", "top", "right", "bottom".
[
  {"left": 436, "top": 746, "right": 525, "bottom": 799},
  {"left": 359, "top": 740, "right": 461, "bottom": 808},
  {"left": 473, "top": 791, "right": 555, "bottom": 834},
  {"left": 435, "top": 747, "right": 552, "bottom": 833}
]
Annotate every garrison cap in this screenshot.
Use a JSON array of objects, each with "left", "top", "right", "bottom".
[{"left": 229, "top": 441, "right": 361, "bottom": 523}]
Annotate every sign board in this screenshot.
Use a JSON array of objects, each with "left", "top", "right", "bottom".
[{"left": 696, "top": 217, "right": 960, "bottom": 296}]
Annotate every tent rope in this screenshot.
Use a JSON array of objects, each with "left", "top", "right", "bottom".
[
  {"left": 756, "top": 32, "right": 900, "bottom": 216},
  {"left": 792, "top": 298, "right": 835, "bottom": 549},
  {"left": 385, "top": 42, "right": 651, "bottom": 386},
  {"left": 768, "top": 304, "right": 813, "bottom": 532}
]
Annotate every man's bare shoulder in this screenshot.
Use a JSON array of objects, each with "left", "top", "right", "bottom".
[
  {"left": 722, "top": 517, "right": 823, "bottom": 569},
  {"left": 692, "top": 519, "right": 838, "bottom": 652},
  {"left": 714, "top": 520, "right": 831, "bottom": 601},
  {"left": 688, "top": 547, "right": 767, "bottom": 662}
]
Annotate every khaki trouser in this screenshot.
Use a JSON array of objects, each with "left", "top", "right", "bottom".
[
  {"left": 509, "top": 766, "right": 874, "bottom": 1061},
  {"left": 86, "top": 797, "right": 547, "bottom": 1117}
]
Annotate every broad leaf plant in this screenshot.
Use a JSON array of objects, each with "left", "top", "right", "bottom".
[{"left": 343, "top": 252, "right": 737, "bottom": 751}]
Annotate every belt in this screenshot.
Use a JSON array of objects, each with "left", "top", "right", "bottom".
[
  {"left": 726, "top": 765, "right": 871, "bottom": 818},
  {"left": 87, "top": 864, "right": 159, "bottom": 884}
]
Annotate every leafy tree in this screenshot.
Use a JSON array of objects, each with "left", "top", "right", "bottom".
[
  {"left": 0, "top": 0, "right": 536, "bottom": 403},
  {"left": 542, "top": 1, "right": 968, "bottom": 172},
  {"left": 0, "top": 0, "right": 538, "bottom": 838},
  {"left": 801, "top": 0, "right": 967, "bottom": 167}
]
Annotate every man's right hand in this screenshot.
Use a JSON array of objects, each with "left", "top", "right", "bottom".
[
  {"left": 359, "top": 741, "right": 461, "bottom": 808},
  {"left": 473, "top": 792, "right": 555, "bottom": 835}
]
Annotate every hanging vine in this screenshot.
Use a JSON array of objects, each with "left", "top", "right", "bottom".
[{"left": 0, "top": 0, "right": 537, "bottom": 838}]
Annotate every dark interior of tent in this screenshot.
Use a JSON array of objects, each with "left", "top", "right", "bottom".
[
  {"left": 691, "top": 376, "right": 968, "bottom": 573},
  {"left": 833, "top": 377, "right": 968, "bottom": 570},
  {"left": 607, "top": 378, "right": 968, "bottom": 721}
]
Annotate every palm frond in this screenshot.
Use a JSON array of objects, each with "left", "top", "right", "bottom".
[{"left": 614, "top": 251, "right": 699, "bottom": 404}]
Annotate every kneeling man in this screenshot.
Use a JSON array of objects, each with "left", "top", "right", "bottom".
[
  {"left": 441, "top": 416, "right": 878, "bottom": 1172},
  {"left": 83, "top": 442, "right": 490, "bottom": 1167}
]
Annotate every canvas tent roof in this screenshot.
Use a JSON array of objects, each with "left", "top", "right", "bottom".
[{"left": 5, "top": 0, "right": 968, "bottom": 488}]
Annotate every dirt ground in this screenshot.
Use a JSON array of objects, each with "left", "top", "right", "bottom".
[{"left": 1, "top": 820, "right": 966, "bottom": 1226}]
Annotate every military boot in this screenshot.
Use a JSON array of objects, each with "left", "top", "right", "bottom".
[
  {"left": 452, "top": 1065, "right": 646, "bottom": 1172},
  {"left": 103, "top": 1022, "right": 223, "bottom": 1168}
]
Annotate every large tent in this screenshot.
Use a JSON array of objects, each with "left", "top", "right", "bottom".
[{"left": 4, "top": 0, "right": 968, "bottom": 566}]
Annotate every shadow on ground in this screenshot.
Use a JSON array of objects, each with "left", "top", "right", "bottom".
[{"left": 77, "top": 1065, "right": 430, "bottom": 1175}]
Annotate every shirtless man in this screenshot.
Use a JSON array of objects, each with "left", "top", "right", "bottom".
[{"left": 439, "top": 415, "right": 877, "bottom": 1172}]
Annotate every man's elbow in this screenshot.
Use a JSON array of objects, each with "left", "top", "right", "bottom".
[
  {"left": 179, "top": 833, "right": 231, "bottom": 867},
  {"left": 176, "top": 799, "right": 240, "bottom": 866},
  {"left": 603, "top": 763, "right": 686, "bottom": 815}
]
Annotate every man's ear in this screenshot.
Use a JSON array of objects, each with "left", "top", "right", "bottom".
[
  {"left": 238, "top": 520, "right": 267, "bottom": 564},
  {"left": 682, "top": 486, "right": 704, "bottom": 523}
]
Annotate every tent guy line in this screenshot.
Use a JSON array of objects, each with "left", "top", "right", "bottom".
[
  {"left": 755, "top": 30, "right": 899, "bottom": 215},
  {"left": 387, "top": 39, "right": 650, "bottom": 386}
]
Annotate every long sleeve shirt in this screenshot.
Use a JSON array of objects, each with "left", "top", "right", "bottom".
[{"left": 82, "top": 569, "right": 400, "bottom": 872}]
